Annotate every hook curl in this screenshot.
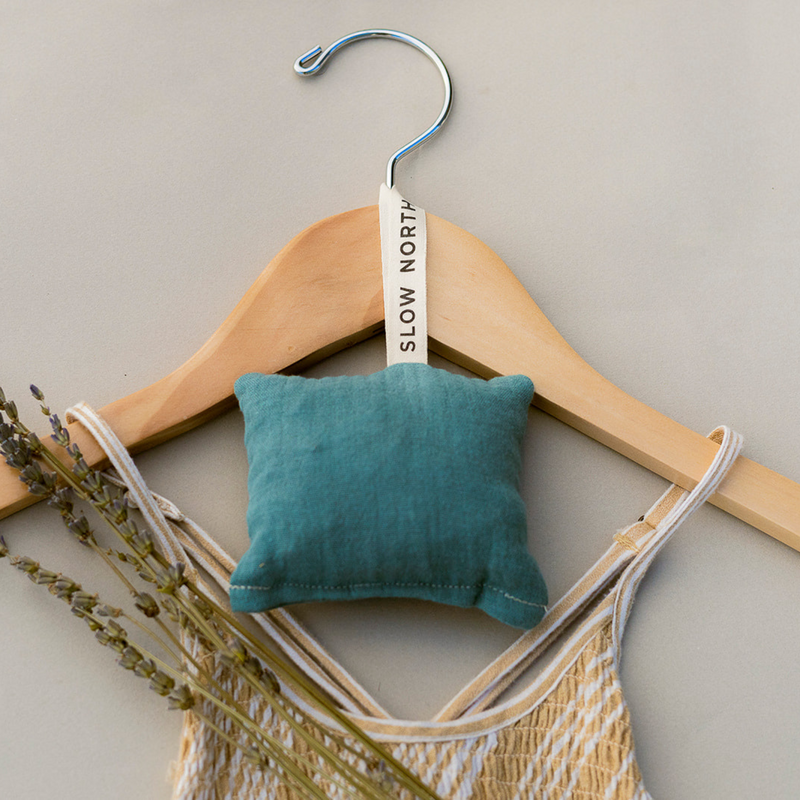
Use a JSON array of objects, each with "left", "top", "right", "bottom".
[{"left": 294, "top": 29, "right": 453, "bottom": 189}]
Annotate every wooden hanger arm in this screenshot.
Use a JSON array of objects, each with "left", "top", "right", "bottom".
[
  {"left": 0, "top": 208, "right": 385, "bottom": 519},
  {"left": 1, "top": 206, "right": 798, "bottom": 553},
  {"left": 423, "top": 214, "right": 800, "bottom": 550}
]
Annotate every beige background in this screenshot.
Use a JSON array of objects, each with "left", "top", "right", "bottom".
[{"left": 3, "top": 2, "right": 800, "bottom": 797}]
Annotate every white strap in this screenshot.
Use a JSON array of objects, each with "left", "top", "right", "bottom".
[
  {"left": 435, "top": 426, "right": 742, "bottom": 721},
  {"left": 611, "top": 426, "right": 744, "bottom": 650},
  {"left": 379, "top": 183, "right": 428, "bottom": 364},
  {"left": 66, "top": 402, "right": 191, "bottom": 572}
]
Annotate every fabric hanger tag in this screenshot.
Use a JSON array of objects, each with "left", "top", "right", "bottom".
[{"left": 379, "top": 183, "right": 428, "bottom": 364}]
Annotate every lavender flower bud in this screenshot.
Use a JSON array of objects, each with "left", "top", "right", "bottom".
[
  {"left": 67, "top": 515, "right": 92, "bottom": 543},
  {"left": 160, "top": 596, "right": 178, "bottom": 618},
  {"left": 155, "top": 568, "right": 176, "bottom": 595},
  {"left": 29, "top": 385, "right": 44, "bottom": 402},
  {"left": 153, "top": 562, "right": 189, "bottom": 595},
  {"left": 84, "top": 616, "right": 103, "bottom": 632},
  {"left": 5, "top": 401, "right": 18, "bottom": 422},
  {"left": 49, "top": 414, "right": 70, "bottom": 447},
  {"left": 52, "top": 576, "right": 80, "bottom": 597},
  {"left": 0, "top": 536, "right": 8, "bottom": 558},
  {"left": 2, "top": 452, "right": 22, "bottom": 471},
  {"left": 81, "top": 471, "right": 103, "bottom": 494},
  {"left": 95, "top": 630, "right": 113, "bottom": 647},
  {"left": 70, "top": 591, "right": 98, "bottom": 612},
  {"left": 48, "top": 487, "right": 74, "bottom": 514},
  {"left": 26, "top": 432, "right": 44, "bottom": 455},
  {"left": 96, "top": 604, "right": 122, "bottom": 618},
  {"left": 167, "top": 685, "right": 195, "bottom": 711},
  {"left": 133, "top": 659, "right": 157, "bottom": 679},
  {"left": 92, "top": 486, "right": 115, "bottom": 510},
  {"left": 118, "top": 646, "right": 143, "bottom": 670},
  {"left": 149, "top": 671, "right": 175, "bottom": 696},
  {"left": 3, "top": 440, "right": 33, "bottom": 471},
  {"left": 108, "top": 638, "right": 127, "bottom": 654},
  {"left": 71, "top": 458, "right": 91, "bottom": 481},
  {"left": 134, "top": 592, "right": 160, "bottom": 618},
  {"left": 12, "top": 556, "right": 39, "bottom": 575},
  {"left": 20, "top": 463, "right": 45, "bottom": 485},
  {"left": 51, "top": 429, "right": 70, "bottom": 448},
  {"left": 130, "top": 531, "right": 154, "bottom": 558},
  {"left": 1, "top": 437, "right": 18, "bottom": 456},
  {"left": 34, "top": 569, "right": 58, "bottom": 586},
  {"left": 169, "top": 563, "right": 187, "bottom": 587},
  {"left": 118, "top": 519, "right": 139, "bottom": 542},
  {"left": 105, "top": 620, "right": 126, "bottom": 640},
  {"left": 109, "top": 499, "right": 128, "bottom": 525}
]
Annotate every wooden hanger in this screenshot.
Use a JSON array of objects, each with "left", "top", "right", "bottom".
[{"left": 1, "top": 31, "right": 798, "bottom": 554}]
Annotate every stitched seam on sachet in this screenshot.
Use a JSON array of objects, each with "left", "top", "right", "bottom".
[{"left": 230, "top": 582, "right": 547, "bottom": 609}]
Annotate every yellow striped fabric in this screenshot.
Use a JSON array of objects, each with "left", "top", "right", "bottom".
[{"left": 170, "top": 622, "right": 648, "bottom": 799}]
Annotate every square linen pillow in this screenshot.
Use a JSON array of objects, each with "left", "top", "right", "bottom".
[{"left": 229, "top": 363, "right": 547, "bottom": 629}]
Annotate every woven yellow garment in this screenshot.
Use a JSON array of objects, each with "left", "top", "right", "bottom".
[
  {"left": 173, "top": 621, "right": 642, "bottom": 799},
  {"left": 66, "top": 404, "right": 742, "bottom": 800}
]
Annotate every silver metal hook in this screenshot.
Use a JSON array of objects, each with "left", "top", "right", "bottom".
[{"left": 294, "top": 29, "right": 453, "bottom": 189}]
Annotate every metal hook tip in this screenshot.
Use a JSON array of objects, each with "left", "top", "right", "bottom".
[{"left": 294, "top": 46, "right": 323, "bottom": 75}]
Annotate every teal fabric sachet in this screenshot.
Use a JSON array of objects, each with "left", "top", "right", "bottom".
[{"left": 229, "top": 363, "right": 548, "bottom": 629}]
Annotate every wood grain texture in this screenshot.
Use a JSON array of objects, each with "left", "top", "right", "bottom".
[{"left": 2, "top": 206, "right": 798, "bottom": 552}]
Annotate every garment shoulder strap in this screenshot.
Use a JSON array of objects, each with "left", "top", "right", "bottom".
[
  {"left": 436, "top": 426, "right": 743, "bottom": 722},
  {"left": 611, "top": 425, "right": 743, "bottom": 651},
  {"left": 65, "top": 402, "right": 392, "bottom": 719}
]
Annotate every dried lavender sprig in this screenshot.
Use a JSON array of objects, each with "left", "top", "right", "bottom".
[
  {"left": 1, "top": 421, "right": 216, "bottom": 680},
  {"left": 32, "top": 447, "right": 369, "bottom": 789},
  {"left": 2, "top": 413, "right": 250, "bottom": 670},
  {"left": 47, "top": 485, "right": 219, "bottom": 686},
  {"left": 2, "top": 426, "right": 377, "bottom": 799},
  {"left": 3, "top": 390, "right": 439, "bottom": 800},
  {"left": 90, "top": 623, "right": 336, "bottom": 800},
  {"left": 1, "top": 549, "right": 335, "bottom": 800},
  {"left": 0, "top": 530, "right": 216, "bottom": 729},
  {"left": 7, "top": 553, "right": 190, "bottom": 674},
  {"left": 1, "top": 531, "right": 376, "bottom": 800},
  {"left": 1, "top": 408, "right": 327, "bottom": 790}
]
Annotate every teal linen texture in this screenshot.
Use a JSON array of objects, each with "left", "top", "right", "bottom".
[{"left": 230, "top": 363, "right": 548, "bottom": 629}]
